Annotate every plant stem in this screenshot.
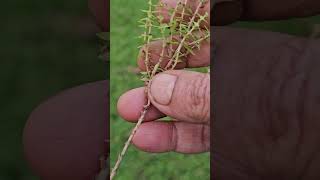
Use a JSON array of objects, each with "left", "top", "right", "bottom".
[
  {"left": 110, "top": 99, "right": 150, "bottom": 180},
  {"left": 179, "top": 0, "right": 188, "bottom": 36},
  {"left": 165, "top": 1, "right": 206, "bottom": 69},
  {"left": 168, "top": 0, "right": 181, "bottom": 58},
  {"left": 110, "top": 0, "right": 210, "bottom": 179},
  {"left": 143, "top": 0, "right": 154, "bottom": 78}
]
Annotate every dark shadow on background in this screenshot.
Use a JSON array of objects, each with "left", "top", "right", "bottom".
[
  {"left": 0, "top": 0, "right": 108, "bottom": 179},
  {"left": 212, "top": 0, "right": 320, "bottom": 179}
]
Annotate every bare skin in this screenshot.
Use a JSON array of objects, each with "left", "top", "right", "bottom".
[
  {"left": 118, "top": 0, "right": 211, "bottom": 154},
  {"left": 118, "top": 0, "right": 320, "bottom": 179}
]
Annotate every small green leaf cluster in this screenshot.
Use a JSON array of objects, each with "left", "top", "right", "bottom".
[
  {"left": 138, "top": 0, "right": 210, "bottom": 82},
  {"left": 110, "top": 1, "right": 210, "bottom": 179}
]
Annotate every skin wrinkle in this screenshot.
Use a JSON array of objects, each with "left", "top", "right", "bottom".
[
  {"left": 202, "top": 124, "right": 210, "bottom": 151},
  {"left": 213, "top": 149, "right": 262, "bottom": 179},
  {"left": 202, "top": 75, "right": 210, "bottom": 123},
  {"left": 295, "top": 39, "right": 317, "bottom": 176},
  {"left": 212, "top": 26, "right": 320, "bottom": 179},
  {"left": 257, "top": 63, "right": 276, "bottom": 177},
  {"left": 250, "top": 36, "right": 312, "bottom": 177},
  {"left": 298, "top": 63, "right": 319, "bottom": 179},
  {"left": 268, "top": 40, "right": 319, "bottom": 178},
  {"left": 188, "top": 74, "right": 210, "bottom": 123},
  {"left": 277, "top": 39, "right": 310, "bottom": 161},
  {"left": 263, "top": 50, "right": 284, "bottom": 142},
  {"left": 282, "top": 40, "right": 309, "bottom": 170},
  {"left": 172, "top": 122, "right": 178, "bottom": 152},
  {"left": 260, "top": 58, "right": 288, "bottom": 176},
  {"left": 262, "top": 58, "right": 278, "bottom": 141},
  {"left": 296, "top": 74, "right": 308, "bottom": 161},
  {"left": 243, "top": 65, "right": 269, "bottom": 175},
  {"left": 252, "top": 52, "right": 280, "bottom": 176},
  {"left": 200, "top": 124, "right": 205, "bottom": 150},
  {"left": 297, "top": 42, "right": 320, "bottom": 178},
  {"left": 268, "top": 41, "right": 300, "bottom": 141},
  {"left": 257, "top": 38, "right": 311, "bottom": 178},
  {"left": 267, "top": 50, "right": 297, "bottom": 178}
]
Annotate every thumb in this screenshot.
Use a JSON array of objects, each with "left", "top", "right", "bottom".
[{"left": 148, "top": 70, "right": 210, "bottom": 123}]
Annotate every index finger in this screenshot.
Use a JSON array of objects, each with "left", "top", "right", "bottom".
[
  {"left": 157, "top": 0, "right": 210, "bottom": 28},
  {"left": 137, "top": 34, "right": 210, "bottom": 71}
]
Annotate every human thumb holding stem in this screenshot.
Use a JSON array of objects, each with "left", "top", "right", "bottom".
[
  {"left": 118, "top": 0, "right": 320, "bottom": 179},
  {"left": 118, "top": 0, "right": 211, "bottom": 154}
]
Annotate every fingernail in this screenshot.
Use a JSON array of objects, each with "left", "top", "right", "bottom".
[{"left": 150, "top": 73, "right": 177, "bottom": 105}]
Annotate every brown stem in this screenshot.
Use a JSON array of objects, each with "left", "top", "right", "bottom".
[
  {"left": 165, "top": 1, "right": 206, "bottom": 70},
  {"left": 110, "top": 1, "right": 210, "bottom": 179},
  {"left": 110, "top": 99, "right": 150, "bottom": 180}
]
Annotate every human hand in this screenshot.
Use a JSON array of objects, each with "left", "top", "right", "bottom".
[
  {"left": 88, "top": 0, "right": 109, "bottom": 31},
  {"left": 212, "top": 26, "right": 320, "bottom": 179},
  {"left": 23, "top": 81, "right": 108, "bottom": 180},
  {"left": 23, "top": 1, "right": 109, "bottom": 179},
  {"left": 212, "top": 0, "right": 320, "bottom": 176},
  {"left": 117, "top": 0, "right": 211, "bottom": 154},
  {"left": 119, "top": 0, "right": 320, "bottom": 179},
  {"left": 212, "top": 1, "right": 320, "bottom": 178},
  {"left": 213, "top": 0, "right": 320, "bottom": 25}
]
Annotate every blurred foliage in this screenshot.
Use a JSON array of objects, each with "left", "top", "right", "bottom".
[{"left": 0, "top": 0, "right": 105, "bottom": 179}]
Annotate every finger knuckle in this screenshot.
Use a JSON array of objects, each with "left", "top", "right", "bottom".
[
  {"left": 185, "top": 74, "right": 210, "bottom": 123},
  {"left": 201, "top": 125, "right": 210, "bottom": 151}
]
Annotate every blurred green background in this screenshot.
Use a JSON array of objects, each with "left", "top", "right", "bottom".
[
  {"left": 0, "top": 0, "right": 105, "bottom": 179},
  {"left": 110, "top": 0, "right": 320, "bottom": 180}
]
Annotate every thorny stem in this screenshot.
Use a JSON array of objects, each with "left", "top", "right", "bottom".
[
  {"left": 171, "top": 15, "right": 206, "bottom": 69},
  {"left": 110, "top": 0, "right": 209, "bottom": 179},
  {"left": 165, "top": 0, "right": 208, "bottom": 69},
  {"left": 110, "top": 100, "right": 150, "bottom": 180},
  {"left": 151, "top": 27, "right": 167, "bottom": 77},
  {"left": 179, "top": 0, "right": 188, "bottom": 36},
  {"left": 168, "top": 0, "right": 181, "bottom": 57},
  {"left": 110, "top": 0, "right": 154, "bottom": 179},
  {"left": 143, "top": 0, "right": 154, "bottom": 78},
  {"left": 110, "top": 1, "right": 154, "bottom": 179},
  {"left": 188, "top": 33, "right": 210, "bottom": 46}
]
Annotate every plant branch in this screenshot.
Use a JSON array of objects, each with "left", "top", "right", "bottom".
[{"left": 110, "top": 0, "right": 210, "bottom": 179}]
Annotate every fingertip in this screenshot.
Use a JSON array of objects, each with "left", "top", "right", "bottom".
[
  {"left": 117, "top": 88, "right": 165, "bottom": 122},
  {"left": 117, "top": 88, "right": 145, "bottom": 122},
  {"left": 137, "top": 48, "right": 147, "bottom": 71},
  {"left": 148, "top": 70, "right": 210, "bottom": 123}
]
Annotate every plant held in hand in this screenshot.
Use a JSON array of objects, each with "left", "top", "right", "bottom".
[{"left": 110, "top": 0, "right": 210, "bottom": 179}]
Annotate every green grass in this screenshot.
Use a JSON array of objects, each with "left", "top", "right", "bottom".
[{"left": 110, "top": 0, "right": 210, "bottom": 179}]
